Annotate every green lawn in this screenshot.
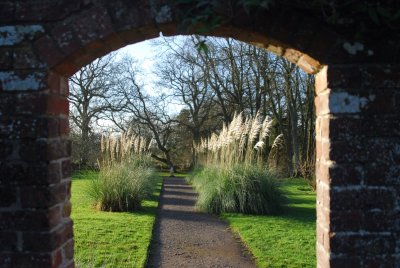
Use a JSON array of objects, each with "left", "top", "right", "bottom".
[
  {"left": 222, "top": 179, "right": 316, "bottom": 268},
  {"left": 71, "top": 170, "right": 162, "bottom": 268}
]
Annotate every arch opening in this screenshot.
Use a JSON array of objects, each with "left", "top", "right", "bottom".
[{"left": 66, "top": 33, "right": 315, "bottom": 265}]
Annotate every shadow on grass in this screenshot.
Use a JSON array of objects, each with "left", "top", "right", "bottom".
[
  {"left": 283, "top": 197, "right": 316, "bottom": 206},
  {"left": 280, "top": 206, "right": 316, "bottom": 223}
]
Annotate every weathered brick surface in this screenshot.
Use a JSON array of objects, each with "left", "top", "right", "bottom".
[
  {"left": 63, "top": 239, "right": 74, "bottom": 261},
  {"left": 0, "top": 161, "right": 61, "bottom": 185},
  {"left": 0, "top": 207, "right": 62, "bottom": 231},
  {"left": 0, "top": 93, "right": 68, "bottom": 115},
  {"left": 316, "top": 64, "right": 400, "bottom": 267},
  {"left": 22, "top": 219, "right": 73, "bottom": 252},
  {"left": 0, "top": 187, "right": 17, "bottom": 207},
  {"left": 0, "top": 252, "right": 60, "bottom": 268},
  {"left": 34, "top": 35, "right": 65, "bottom": 68},
  {"left": 0, "top": 1, "right": 399, "bottom": 267},
  {"left": 20, "top": 181, "right": 71, "bottom": 209}
]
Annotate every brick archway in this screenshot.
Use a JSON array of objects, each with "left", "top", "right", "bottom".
[{"left": 0, "top": 1, "right": 398, "bottom": 267}]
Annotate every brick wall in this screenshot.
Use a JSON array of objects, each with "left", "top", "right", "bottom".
[{"left": 0, "top": 1, "right": 398, "bottom": 267}]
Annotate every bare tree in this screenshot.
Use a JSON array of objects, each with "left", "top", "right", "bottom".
[
  {"left": 115, "top": 55, "right": 176, "bottom": 168},
  {"left": 69, "top": 53, "right": 123, "bottom": 166}
]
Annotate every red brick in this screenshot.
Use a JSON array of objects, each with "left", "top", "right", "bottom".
[
  {"left": 330, "top": 211, "right": 363, "bottom": 232},
  {"left": 363, "top": 210, "right": 398, "bottom": 232},
  {"left": 71, "top": 5, "right": 114, "bottom": 45},
  {"left": 34, "top": 35, "right": 65, "bottom": 68},
  {"left": 364, "top": 164, "right": 400, "bottom": 186},
  {"left": 18, "top": 139, "right": 70, "bottom": 162},
  {"left": 0, "top": 117, "right": 65, "bottom": 139},
  {"left": 13, "top": 47, "right": 44, "bottom": 69},
  {"left": 52, "top": 249, "right": 63, "bottom": 268},
  {"left": 328, "top": 164, "right": 364, "bottom": 185},
  {"left": 331, "top": 187, "right": 396, "bottom": 211},
  {"left": 47, "top": 95, "right": 69, "bottom": 116},
  {"left": 104, "top": 33, "right": 126, "bottom": 51},
  {"left": 363, "top": 256, "right": 397, "bottom": 267},
  {"left": 20, "top": 181, "right": 70, "bottom": 209},
  {"left": 0, "top": 70, "right": 46, "bottom": 91},
  {"left": 62, "top": 201, "right": 72, "bottom": 218},
  {"left": 0, "top": 161, "right": 61, "bottom": 185},
  {"left": 0, "top": 187, "right": 17, "bottom": 207},
  {"left": 0, "top": 49, "right": 13, "bottom": 70},
  {"left": 46, "top": 72, "right": 69, "bottom": 96},
  {"left": 0, "top": 252, "right": 53, "bottom": 268},
  {"left": 328, "top": 65, "right": 400, "bottom": 89},
  {"left": 0, "top": 206, "right": 62, "bottom": 231},
  {"left": 330, "top": 256, "right": 361, "bottom": 268},
  {"left": 51, "top": 23, "right": 82, "bottom": 56},
  {"left": 59, "top": 118, "right": 70, "bottom": 136},
  {"left": 63, "top": 239, "right": 74, "bottom": 261},
  {"left": 0, "top": 2, "right": 15, "bottom": 22},
  {"left": 331, "top": 233, "right": 396, "bottom": 256},
  {"left": 0, "top": 140, "right": 13, "bottom": 160},
  {"left": 327, "top": 115, "right": 400, "bottom": 141},
  {"left": 329, "top": 138, "right": 400, "bottom": 164},
  {"left": 0, "top": 93, "right": 67, "bottom": 117},
  {"left": 61, "top": 159, "right": 71, "bottom": 179},
  {"left": 103, "top": 0, "right": 152, "bottom": 34},
  {"left": 23, "top": 219, "right": 73, "bottom": 252},
  {"left": 0, "top": 232, "right": 17, "bottom": 251},
  {"left": 54, "top": 59, "right": 80, "bottom": 77},
  {"left": 14, "top": 0, "right": 81, "bottom": 21}
]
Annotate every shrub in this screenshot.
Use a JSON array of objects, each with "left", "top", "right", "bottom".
[
  {"left": 88, "top": 156, "right": 155, "bottom": 212},
  {"left": 189, "top": 164, "right": 282, "bottom": 215}
]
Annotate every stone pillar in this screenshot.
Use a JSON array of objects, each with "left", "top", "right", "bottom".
[
  {"left": 0, "top": 70, "right": 74, "bottom": 267},
  {"left": 315, "top": 65, "right": 400, "bottom": 267}
]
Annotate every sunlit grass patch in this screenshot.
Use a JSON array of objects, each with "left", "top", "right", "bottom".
[
  {"left": 222, "top": 179, "right": 316, "bottom": 268},
  {"left": 71, "top": 170, "right": 162, "bottom": 268}
]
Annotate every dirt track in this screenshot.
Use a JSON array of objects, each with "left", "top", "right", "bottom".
[{"left": 146, "top": 177, "right": 255, "bottom": 268}]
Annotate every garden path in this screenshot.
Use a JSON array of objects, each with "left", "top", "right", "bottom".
[{"left": 146, "top": 177, "right": 255, "bottom": 268}]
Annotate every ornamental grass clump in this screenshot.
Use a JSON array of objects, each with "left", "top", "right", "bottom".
[
  {"left": 189, "top": 164, "right": 282, "bottom": 215},
  {"left": 194, "top": 112, "right": 283, "bottom": 169},
  {"left": 89, "top": 157, "right": 154, "bottom": 212},
  {"left": 89, "top": 129, "right": 155, "bottom": 212},
  {"left": 192, "top": 112, "right": 284, "bottom": 215}
]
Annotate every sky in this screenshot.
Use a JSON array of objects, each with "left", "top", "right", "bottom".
[{"left": 117, "top": 39, "right": 157, "bottom": 79}]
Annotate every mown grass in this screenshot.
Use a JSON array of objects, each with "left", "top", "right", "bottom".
[
  {"left": 71, "top": 170, "right": 162, "bottom": 268},
  {"left": 222, "top": 179, "right": 316, "bottom": 268}
]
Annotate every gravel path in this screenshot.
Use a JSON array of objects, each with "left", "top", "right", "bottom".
[{"left": 146, "top": 177, "right": 255, "bottom": 268}]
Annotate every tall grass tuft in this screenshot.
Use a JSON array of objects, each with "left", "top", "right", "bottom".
[
  {"left": 89, "top": 130, "right": 155, "bottom": 212},
  {"left": 192, "top": 112, "right": 284, "bottom": 215},
  {"left": 189, "top": 164, "right": 282, "bottom": 215},
  {"left": 89, "top": 156, "right": 154, "bottom": 212},
  {"left": 194, "top": 112, "right": 283, "bottom": 169}
]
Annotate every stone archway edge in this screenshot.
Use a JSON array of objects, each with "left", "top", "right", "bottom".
[{"left": 0, "top": 1, "right": 399, "bottom": 267}]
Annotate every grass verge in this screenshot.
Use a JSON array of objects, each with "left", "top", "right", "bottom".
[
  {"left": 222, "top": 179, "right": 316, "bottom": 268},
  {"left": 71, "top": 170, "right": 162, "bottom": 268}
]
